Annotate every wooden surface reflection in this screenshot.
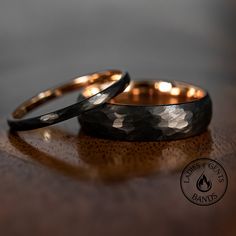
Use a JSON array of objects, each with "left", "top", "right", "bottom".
[
  {"left": 7, "top": 128, "right": 212, "bottom": 182},
  {"left": 0, "top": 118, "right": 236, "bottom": 236}
]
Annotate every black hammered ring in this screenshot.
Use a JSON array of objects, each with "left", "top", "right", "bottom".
[
  {"left": 8, "top": 70, "right": 130, "bottom": 131},
  {"left": 78, "top": 80, "right": 212, "bottom": 141}
]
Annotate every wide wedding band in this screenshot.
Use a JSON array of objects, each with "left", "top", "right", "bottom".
[
  {"left": 78, "top": 80, "right": 212, "bottom": 141},
  {"left": 8, "top": 70, "right": 130, "bottom": 131}
]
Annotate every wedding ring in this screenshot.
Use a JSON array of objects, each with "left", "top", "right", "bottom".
[
  {"left": 78, "top": 80, "right": 212, "bottom": 141},
  {"left": 8, "top": 70, "right": 130, "bottom": 131}
]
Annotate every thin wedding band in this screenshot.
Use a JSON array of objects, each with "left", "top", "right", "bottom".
[
  {"left": 8, "top": 70, "right": 130, "bottom": 131},
  {"left": 78, "top": 80, "right": 212, "bottom": 141}
]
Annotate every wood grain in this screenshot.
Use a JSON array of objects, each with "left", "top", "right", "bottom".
[{"left": 0, "top": 78, "right": 236, "bottom": 236}]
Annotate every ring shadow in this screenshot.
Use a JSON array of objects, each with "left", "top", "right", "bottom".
[{"left": 7, "top": 128, "right": 213, "bottom": 182}]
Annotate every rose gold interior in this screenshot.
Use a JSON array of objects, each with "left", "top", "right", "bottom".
[
  {"left": 82, "top": 80, "right": 206, "bottom": 106},
  {"left": 12, "top": 71, "right": 122, "bottom": 119}
]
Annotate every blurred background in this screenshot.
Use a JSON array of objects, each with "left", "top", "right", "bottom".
[{"left": 0, "top": 0, "right": 236, "bottom": 116}]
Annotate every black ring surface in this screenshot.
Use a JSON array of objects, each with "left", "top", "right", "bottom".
[
  {"left": 8, "top": 70, "right": 130, "bottom": 131},
  {"left": 78, "top": 82, "right": 212, "bottom": 141}
]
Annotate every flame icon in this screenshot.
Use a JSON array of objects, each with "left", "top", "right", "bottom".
[{"left": 196, "top": 173, "right": 212, "bottom": 192}]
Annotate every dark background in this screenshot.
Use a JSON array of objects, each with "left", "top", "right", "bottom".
[{"left": 1, "top": 0, "right": 236, "bottom": 115}]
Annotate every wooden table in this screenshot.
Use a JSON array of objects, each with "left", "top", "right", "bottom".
[{"left": 0, "top": 1, "right": 236, "bottom": 235}]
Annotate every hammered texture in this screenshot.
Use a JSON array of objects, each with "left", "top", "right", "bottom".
[{"left": 78, "top": 95, "right": 212, "bottom": 141}]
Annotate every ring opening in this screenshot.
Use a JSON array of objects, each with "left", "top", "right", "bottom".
[
  {"left": 82, "top": 80, "right": 206, "bottom": 106},
  {"left": 12, "top": 71, "right": 122, "bottom": 119}
]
